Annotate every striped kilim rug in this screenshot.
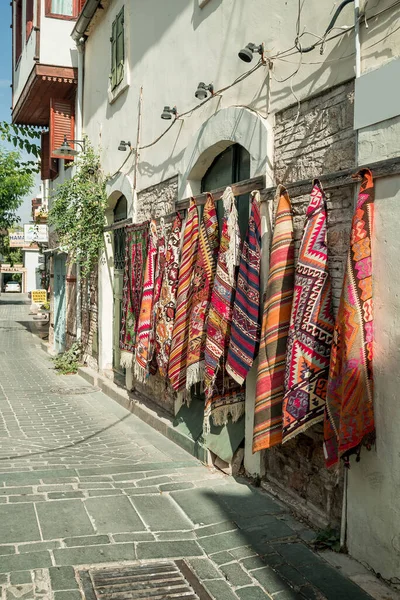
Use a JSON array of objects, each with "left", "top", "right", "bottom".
[
  {"left": 186, "top": 194, "right": 219, "bottom": 391},
  {"left": 226, "top": 191, "right": 262, "bottom": 386},
  {"left": 253, "top": 187, "right": 295, "bottom": 452},
  {"left": 168, "top": 199, "right": 199, "bottom": 392}
]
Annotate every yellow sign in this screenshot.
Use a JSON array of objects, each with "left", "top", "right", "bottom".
[{"left": 31, "top": 290, "right": 47, "bottom": 304}]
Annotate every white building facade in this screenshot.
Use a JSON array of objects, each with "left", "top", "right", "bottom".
[{"left": 12, "top": 0, "right": 400, "bottom": 581}]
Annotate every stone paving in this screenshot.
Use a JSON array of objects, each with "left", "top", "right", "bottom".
[{"left": 0, "top": 295, "right": 388, "bottom": 600}]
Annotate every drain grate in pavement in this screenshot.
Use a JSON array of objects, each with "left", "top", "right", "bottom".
[
  {"left": 78, "top": 561, "right": 212, "bottom": 600},
  {"left": 49, "top": 386, "right": 101, "bottom": 395}
]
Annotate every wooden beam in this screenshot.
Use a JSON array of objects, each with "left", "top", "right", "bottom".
[
  {"left": 261, "top": 156, "right": 400, "bottom": 202},
  {"left": 103, "top": 218, "right": 132, "bottom": 232},
  {"left": 177, "top": 175, "right": 266, "bottom": 209}
]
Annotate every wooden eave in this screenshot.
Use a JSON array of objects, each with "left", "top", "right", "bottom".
[{"left": 12, "top": 64, "right": 78, "bottom": 126}]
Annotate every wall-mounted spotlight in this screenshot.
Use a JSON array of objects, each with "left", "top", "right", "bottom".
[
  {"left": 161, "top": 106, "right": 178, "bottom": 120},
  {"left": 238, "top": 42, "right": 264, "bottom": 63},
  {"left": 118, "top": 140, "right": 131, "bottom": 151},
  {"left": 195, "top": 82, "right": 214, "bottom": 100}
]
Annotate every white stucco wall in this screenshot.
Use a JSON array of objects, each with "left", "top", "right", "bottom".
[
  {"left": 347, "top": 175, "right": 400, "bottom": 580},
  {"left": 13, "top": 0, "right": 37, "bottom": 106},
  {"left": 348, "top": 15, "right": 400, "bottom": 578},
  {"left": 23, "top": 249, "right": 40, "bottom": 292},
  {"left": 82, "top": 0, "right": 360, "bottom": 195},
  {"left": 39, "top": 8, "right": 77, "bottom": 68},
  {"left": 13, "top": 0, "right": 77, "bottom": 108}
]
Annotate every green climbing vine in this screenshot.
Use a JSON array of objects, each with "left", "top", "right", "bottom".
[{"left": 48, "top": 139, "right": 107, "bottom": 278}]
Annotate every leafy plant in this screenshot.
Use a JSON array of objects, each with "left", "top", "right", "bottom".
[
  {"left": 0, "top": 150, "right": 34, "bottom": 230},
  {"left": 314, "top": 527, "right": 341, "bottom": 552},
  {"left": 53, "top": 342, "right": 82, "bottom": 375},
  {"left": 0, "top": 122, "right": 41, "bottom": 171},
  {"left": 40, "top": 301, "right": 50, "bottom": 311},
  {"left": 48, "top": 139, "right": 107, "bottom": 278}
]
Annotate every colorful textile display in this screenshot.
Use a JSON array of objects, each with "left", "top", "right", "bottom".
[
  {"left": 153, "top": 213, "right": 184, "bottom": 378},
  {"left": 204, "top": 187, "right": 243, "bottom": 427},
  {"left": 253, "top": 187, "right": 295, "bottom": 452},
  {"left": 149, "top": 220, "right": 167, "bottom": 375},
  {"left": 324, "top": 169, "right": 375, "bottom": 468},
  {"left": 120, "top": 222, "right": 149, "bottom": 368},
  {"left": 226, "top": 191, "right": 262, "bottom": 385},
  {"left": 134, "top": 221, "right": 158, "bottom": 382},
  {"left": 186, "top": 194, "right": 219, "bottom": 391},
  {"left": 168, "top": 199, "right": 200, "bottom": 391},
  {"left": 282, "top": 181, "right": 334, "bottom": 443}
]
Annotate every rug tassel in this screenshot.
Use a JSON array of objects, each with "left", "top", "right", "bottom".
[
  {"left": 186, "top": 362, "right": 204, "bottom": 391},
  {"left": 133, "top": 362, "right": 148, "bottom": 384},
  {"left": 211, "top": 402, "right": 245, "bottom": 427},
  {"left": 120, "top": 351, "right": 134, "bottom": 368}
]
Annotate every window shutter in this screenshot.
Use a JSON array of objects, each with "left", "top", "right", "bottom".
[
  {"left": 116, "top": 7, "right": 124, "bottom": 86},
  {"left": 110, "top": 18, "right": 117, "bottom": 89},
  {"left": 41, "top": 132, "right": 59, "bottom": 180},
  {"left": 50, "top": 98, "right": 75, "bottom": 160},
  {"left": 41, "top": 133, "right": 51, "bottom": 180}
]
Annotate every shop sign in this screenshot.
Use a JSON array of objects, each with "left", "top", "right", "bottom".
[
  {"left": 31, "top": 290, "right": 47, "bottom": 304},
  {"left": 24, "top": 224, "right": 49, "bottom": 243},
  {"left": 9, "top": 232, "right": 26, "bottom": 248}
]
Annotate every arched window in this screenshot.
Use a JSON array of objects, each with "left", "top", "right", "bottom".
[
  {"left": 113, "top": 195, "right": 127, "bottom": 270},
  {"left": 201, "top": 143, "right": 250, "bottom": 240}
]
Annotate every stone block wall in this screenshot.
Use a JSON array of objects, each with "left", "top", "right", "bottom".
[
  {"left": 262, "top": 80, "right": 356, "bottom": 526},
  {"left": 81, "top": 269, "right": 98, "bottom": 371},
  {"left": 274, "top": 80, "right": 355, "bottom": 184},
  {"left": 131, "top": 177, "right": 179, "bottom": 417},
  {"left": 136, "top": 175, "right": 178, "bottom": 222}
]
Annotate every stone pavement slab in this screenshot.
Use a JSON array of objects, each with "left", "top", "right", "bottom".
[{"left": 0, "top": 296, "right": 396, "bottom": 600}]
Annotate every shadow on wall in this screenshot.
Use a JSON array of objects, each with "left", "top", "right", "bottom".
[{"left": 191, "top": 0, "right": 223, "bottom": 30}]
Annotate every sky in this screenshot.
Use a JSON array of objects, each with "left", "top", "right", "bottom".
[{"left": 0, "top": 3, "right": 39, "bottom": 225}]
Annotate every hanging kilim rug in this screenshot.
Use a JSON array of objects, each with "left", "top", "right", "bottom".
[
  {"left": 253, "top": 186, "right": 295, "bottom": 452},
  {"left": 282, "top": 181, "right": 335, "bottom": 443},
  {"left": 149, "top": 219, "right": 167, "bottom": 376},
  {"left": 204, "top": 186, "right": 243, "bottom": 428},
  {"left": 168, "top": 199, "right": 199, "bottom": 392},
  {"left": 324, "top": 169, "right": 375, "bottom": 468},
  {"left": 226, "top": 191, "right": 262, "bottom": 386},
  {"left": 153, "top": 213, "right": 183, "bottom": 378},
  {"left": 120, "top": 222, "right": 149, "bottom": 368},
  {"left": 186, "top": 194, "right": 219, "bottom": 391},
  {"left": 134, "top": 220, "right": 158, "bottom": 382}
]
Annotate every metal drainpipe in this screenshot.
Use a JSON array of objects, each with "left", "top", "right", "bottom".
[
  {"left": 340, "top": 0, "right": 361, "bottom": 553},
  {"left": 354, "top": 0, "right": 361, "bottom": 79},
  {"left": 75, "top": 39, "right": 85, "bottom": 344}
]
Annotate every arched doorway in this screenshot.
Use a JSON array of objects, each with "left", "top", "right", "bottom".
[
  {"left": 112, "top": 195, "right": 127, "bottom": 373},
  {"left": 180, "top": 143, "right": 250, "bottom": 468},
  {"left": 201, "top": 143, "right": 251, "bottom": 240}
]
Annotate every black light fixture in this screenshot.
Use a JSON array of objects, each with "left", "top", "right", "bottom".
[
  {"left": 195, "top": 82, "right": 214, "bottom": 100},
  {"left": 161, "top": 106, "right": 178, "bottom": 120},
  {"left": 53, "top": 135, "right": 86, "bottom": 157},
  {"left": 118, "top": 140, "right": 131, "bottom": 151},
  {"left": 238, "top": 42, "right": 264, "bottom": 63}
]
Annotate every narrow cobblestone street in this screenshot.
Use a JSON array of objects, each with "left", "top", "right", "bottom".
[{"left": 0, "top": 295, "right": 393, "bottom": 600}]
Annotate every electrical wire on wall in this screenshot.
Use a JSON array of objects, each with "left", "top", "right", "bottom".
[{"left": 110, "top": 0, "right": 400, "bottom": 178}]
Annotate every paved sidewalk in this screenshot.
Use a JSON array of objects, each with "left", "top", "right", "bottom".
[{"left": 0, "top": 296, "right": 394, "bottom": 600}]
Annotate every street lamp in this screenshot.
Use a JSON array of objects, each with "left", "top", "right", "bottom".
[{"left": 53, "top": 135, "right": 86, "bottom": 157}]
